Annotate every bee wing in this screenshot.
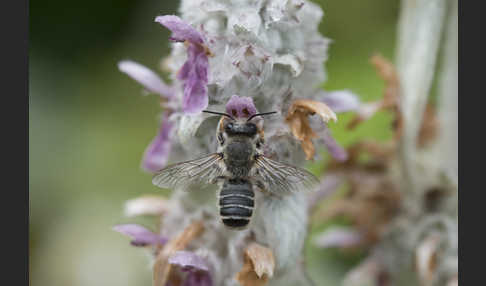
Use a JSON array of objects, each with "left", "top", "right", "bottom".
[
  {"left": 253, "top": 155, "right": 319, "bottom": 195},
  {"left": 152, "top": 153, "right": 225, "bottom": 190}
]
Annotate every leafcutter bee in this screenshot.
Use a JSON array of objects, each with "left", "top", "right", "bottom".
[{"left": 152, "top": 110, "right": 319, "bottom": 229}]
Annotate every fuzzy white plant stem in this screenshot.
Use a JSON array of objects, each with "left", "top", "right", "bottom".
[
  {"left": 436, "top": 0, "right": 458, "bottom": 189},
  {"left": 396, "top": 0, "right": 447, "bottom": 193},
  {"left": 373, "top": 1, "right": 458, "bottom": 284}
]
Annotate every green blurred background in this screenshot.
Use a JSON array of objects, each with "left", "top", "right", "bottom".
[{"left": 29, "top": 0, "right": 399, "bottom": 285}]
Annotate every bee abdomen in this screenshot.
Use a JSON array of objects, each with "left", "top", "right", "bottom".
[
  {"left": 222, "top": 218, "right": 250, "bottom": 228},
  {"left": 220, "top": 205, "right": 253, "bottom": 217},
  {"left": 219, "top": 195, "right": 254, "bottom": 207},
  {"left": 219, "top": 179, "right": 254, "bottom": 228}
]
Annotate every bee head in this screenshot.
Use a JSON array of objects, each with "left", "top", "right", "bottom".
[
  {"left": 203, "top": 110, "right": 277, "bottom": 138},
  {"left": 224, "top": 120, "right": 257, "bottom": 137}
]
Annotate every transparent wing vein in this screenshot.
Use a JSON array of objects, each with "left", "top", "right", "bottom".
[
  {"left": 253, "top": 156, "right": 319, "bottom": 195},
  {"left": 152, "top": 153, "right": 225, "bottom": 190}
]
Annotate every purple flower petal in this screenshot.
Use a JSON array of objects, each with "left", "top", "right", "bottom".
[
  {"left": 142, "top": 114, "right": 173, "bottom": 173},
  {"left": 225, "top": 95, "right": 258, "bottom": 118},
  {"left": 320, "top": 126, "right": 348, "bottom": 162},
  {"left": 168, "top": 251, "right": 210, "bottom": 272},
  {"left": 313, "top": 227, "right": 362, "bottom": 248},
  {"left": 183, "top": 271, "right": 213, "bottom": 286},
  {"left": 179, "top": 44, "right": 209, "bottom": 113},
  {"left": 118, "top": 60, "right": 174, "bottom": 98},
  {"left": 169, "top": 251, "right": 213, "bottom": 286},
  {"left": 112, "top": 224, "right": 168, "bottom": 247},
  {"left": 155, "top": 15, "right": 204, "bottom": 44},
  {"left": 155, "top": 15, "right": 209, "bottom": 114},
  {"left": 321, "top": 90, "right": 360, "bottom": 113}
]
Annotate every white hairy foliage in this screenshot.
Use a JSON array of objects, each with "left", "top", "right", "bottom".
[
  {"left": 149, "top": 0, "right": 332, "bottom": 285},
  {"left": 395, "top": 0, "right": 447, "bottom": 191},
  {"left": 169, "top": 0, "right": 330, "bottom": 162},
  {"left": 252, "top": 191, "right": 309, "bottom": 272}
]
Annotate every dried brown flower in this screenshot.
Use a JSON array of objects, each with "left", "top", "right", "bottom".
[
  {"left": 236, "top": 243, "right": 275, "bottom": 286},
  {"left": 348, "top": 54, "right": 402, "bottom": 141},
  {"left": 415, "top": 233, "right": 441, "bottom": 286},
  {"left": 348, "top": 54, "right": 439, "bottom": 149},
  {"left": 312, "top": 141, "right": 402, "bottom": 247},
  {"left": 153, "top": 221, "right": 205, "bottom": 286},
  {"left": 286, "top": 99, "right": 337, "bottom": 160},
  {"left": 314, "top": 182, "right": 401, "bottom": 247}
]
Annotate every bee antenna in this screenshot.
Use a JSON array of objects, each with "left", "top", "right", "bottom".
[
  {"left": 202, "top": 110, "right": 235, "bottom": 120},
  {"left": 247, "top": 111, "right": 278, "bottom": 122}
]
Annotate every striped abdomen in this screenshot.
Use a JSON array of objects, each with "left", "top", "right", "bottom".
[{"left": 219, "top": 178, "right": 254, "bottom": 228}]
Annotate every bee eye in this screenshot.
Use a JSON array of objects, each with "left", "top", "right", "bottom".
[
  {"left": 225, "top": 123, "right": 234, "bottom": 131},
  {"left": 246, "top": 123, "right": 257, "bottom": 135}
]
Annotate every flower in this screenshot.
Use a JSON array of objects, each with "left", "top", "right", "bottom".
[
  {"left": 236, "top": 243, "right": 275, "bottom": 286},
  {"left": 311, "top": 141, "right": 402, "bottom": 249},
  {"left": 347, "top": 54, "right": 400, "bottom": 131},
  {"left": 155, "top": 15, "right": 204, "bottom": 44},
  {"left": 153, "top": 221, "right": 207, "bottom": 286},
  {"left": 124, "top": 195, "right": 170, "bottom": 217},
  {"left": 319, "top": 125, "right": 348, "bottom": 162},
  {"left": 141, "top": 113, "right": 174, "bottom": 173},
  {"left": 118, "top": 0, "right": 459, "bottom": 285},
  {"left": 313, "top": 226, "right": 362, "bottom": 249},
  {"left": 285, "top": 99, "right": 337, "bottom": 160},
  {"left": 321, "top": 90, "right": 361, "bottom": 113},
  {"left": 118, "top": 61, "right": 176, "bottom": 172},
  {"left": 114, "top": 217, "right": 212, "bottom": 286},
  {"left": 303, "top": 90, "right": 361, "bottom": 162},
  {"left": 116, "top": 1, "right": 366, "bottom": 285},
  {"left": 168, "top": 251, "right": 213, "bottom": 286},
  {"left": 225, "top": 95, "right": 258, "bottom": 118},
  {"left": 169, "top": 250, "right": 210, "bottom": 272},
  {"left": 113, "top": 224, "right": 168, "bottom": 247},
  {"left": 156, "top": 15, "right": 210, "bottom": 114},
  {"left": 118, "top": 60, "right": 175, "bottom": 98}
]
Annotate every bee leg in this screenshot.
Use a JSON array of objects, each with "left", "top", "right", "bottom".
[
  {"left": 255, "top": 179, "right": 285, "bottom": 198},
  {"left": 254, "top": 179, "right": 264, "bottom": 189},
  {"left": 210, "top": 176, "right": 227, "bottom": 184},
  {"left": 217, "top": 132, "right": 225, "bottom": 146},
  {"left": 255, "top": 180, "right": 271, "bottom": 195}
]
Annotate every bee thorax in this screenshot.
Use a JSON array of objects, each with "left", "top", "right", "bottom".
[
  {"left": 224, "top": 140, "right": 254, "bottom": 176},
  {"left": 225, "top": 141, "right": 253, "bottom": 164}
]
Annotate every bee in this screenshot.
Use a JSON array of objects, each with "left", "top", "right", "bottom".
[{"left": 152, "top": 109, "right": 319, "bottom": 229}]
